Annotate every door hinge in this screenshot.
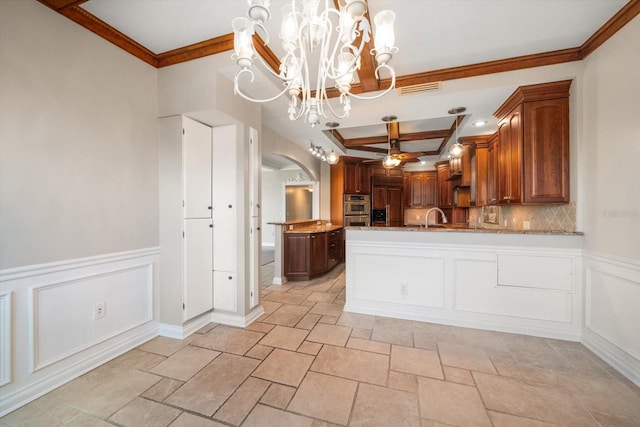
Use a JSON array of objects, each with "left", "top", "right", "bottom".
[
  {"left": 182, "top": 200, "right": 185, "bottom": 207},
  {"left": 182, "top": 128, "right": 185, "bottom": 135},
  {"left": 182, "top": 303, "right": 185, "bottom": 310},
  {"left": 250, "top": 291, "right": 253, "bottom": 297},
  {"left": 182, "top": 231, "right": 185, "bottom": 238}
]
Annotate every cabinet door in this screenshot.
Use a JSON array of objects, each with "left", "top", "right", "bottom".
[
  {"left": 309, "top": 233, "right": 327, "bottom": 276},
  {"left": 212, "top": 125, "right": 236, "bottom": 272},
  {"left": 183, "top": 218, "right": 213, "bottom": 321},
  {"left": 372, "top": 185, "right": 388, "bottom": 210},
  {"left": 343, "top": 162, "right": 358, "bottom": 193},
  {"left": 487, "top": 136, "right": 499, "bottom": 205},
  {"left": 411, "top": 173, "right": 424, "bottom": 207},
  {"left": 437, "top": 164, "right": 452, "bottom": 208},
  {"left": 183, "top": 117, "right": 212, "bottom": 219},
  {"left": 387, "top": 187, "right": 403, "bottom": 226},
  {"left": 523, "top": 99, "right": 569, "bottom": 203},
  {"left": 284, "top": 234, "right": 310, "bottom": 278},
  {"left": 248, "top": 126, "right": 261, "bottom": 217},
  {"left": 498, "top": 107, "right": 522, "bottom": 204},
  {"left": 423, "top": 172, "right": 437, "bottom": 206},
  {"left": 213, "top": 271, "right": 237, "bottom": 312},
  {"left": 403, "top": 173, "right": 411, "bottom": 207},
  {"left": 357, "top": 163, "right": 371, "bottom": 194}
]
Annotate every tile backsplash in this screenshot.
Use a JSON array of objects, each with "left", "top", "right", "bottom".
[{"left": 469, "top": 202, "right": 576, "bottom": 232}]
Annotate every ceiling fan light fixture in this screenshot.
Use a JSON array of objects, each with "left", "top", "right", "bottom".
[
  {"left": 382, "top": 154, "right": 400, "bottom": 169},
  {"left": 448, "top": 106, "right": 466, "bottom": 159},
  {"left": 326, "top": 121, "right": 341, "bottom": 165}
]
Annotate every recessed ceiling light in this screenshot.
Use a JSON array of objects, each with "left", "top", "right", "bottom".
[{"left": 473, "top": 120, "right": 487, "bottom": 127}]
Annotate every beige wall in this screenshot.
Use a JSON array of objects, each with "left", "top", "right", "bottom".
[
  {"left": 0, "top": 1, "right": 159, "bottom": 269},
  {"left": 581, "top": 15, "right": 640, "bottom": 260}
]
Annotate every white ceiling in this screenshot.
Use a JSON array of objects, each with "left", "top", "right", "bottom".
[{"left": 79, "top": 0, "right": 629, "bottom": 164}]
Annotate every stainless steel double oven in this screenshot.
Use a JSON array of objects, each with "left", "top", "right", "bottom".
[{"left": 343, "top": 194, "right": 370, "bottom": 226}]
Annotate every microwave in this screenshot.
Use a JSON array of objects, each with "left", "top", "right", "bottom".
[{"left": 344, "top": 215, "right": 370, "bottom": 227}]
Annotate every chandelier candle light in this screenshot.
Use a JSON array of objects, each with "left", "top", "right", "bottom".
[{"left": 232, "top": 0, "right": 398, "bottom": 127}]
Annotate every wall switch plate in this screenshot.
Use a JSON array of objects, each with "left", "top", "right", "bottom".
[
  {"left": 93, "top": 302, "right": 106, "bottom": 320},
  {"left": 400, "top": 283, "right": 408, "bottom": 298}
]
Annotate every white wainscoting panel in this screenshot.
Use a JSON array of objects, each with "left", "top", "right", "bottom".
[
  {"left": 583, "top": 253, "right": 640, "bottom": 385},
  {"left": 0, "top": 291, "right": 11, "bottom": 386},
  {"left": 31, "top": 264, "right": 153, "bottom": 371},
  {"left": 351, "top": 246, "right": 445, "bottom": 309},
  {"left": 0, "top": 248, "right": 159, "bottom": 417},
  {"left": 497, "top": 254, "right": 573, "bottom": 291}
]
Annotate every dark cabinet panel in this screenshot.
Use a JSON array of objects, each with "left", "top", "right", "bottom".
[{"left": 284, "top": 228, "right": 342, "bottom": 281}]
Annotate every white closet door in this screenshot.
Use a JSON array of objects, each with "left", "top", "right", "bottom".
[
  {"left": 183, "top": 218, "right": 213, "bottom": 321},
  {"left": 213, "top": 271, "right": 237, "bottom": 312},
  {"left": 183, "top": 117, "right": 212, "bottom": 219},
  {"left": 249, "top": 216, "right": 260, "bottom": 308},
  {"left": 212, "top": 125, "right": 236, "bottom": 272}
]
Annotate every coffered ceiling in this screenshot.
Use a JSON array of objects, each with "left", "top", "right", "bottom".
[{"left": 37, "top": 0, "right": 638, "bottom": 165}]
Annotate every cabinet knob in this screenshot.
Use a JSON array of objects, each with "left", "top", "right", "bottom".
[
  {"left": 228, "top": 204, "right": 233, "bottom": 208},
  {"left": 256, "top": 227, "right": 261, "bottom": 231},
  {"left": 228, "top": 276, "right": 232, "bottom": 280},
  {"left": 208, "top": 206, "right": 212, "bottom": 210},
  {"left": 209, "top": 224, "right": 213, "bottom": 228},
  {"left": 311, "top": 236, "right": 315, "bottom": 239}
]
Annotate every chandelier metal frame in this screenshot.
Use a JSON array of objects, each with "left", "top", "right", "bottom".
[{"left": 232, "top": 0, "right": 398, "bottom": 127}]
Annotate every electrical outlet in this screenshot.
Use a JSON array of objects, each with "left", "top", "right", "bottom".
[
  {"left": 400, "top": 283, "right": 408, "bottom": 298},
  {"left": 416, "top": 215, "right": 420, "bottom": 220},
  {"left": 523, "top": 221, "right": 531, "bottom": 230},
  {"left": 93, "top": 302, "right": 106, "bottom": 320}
]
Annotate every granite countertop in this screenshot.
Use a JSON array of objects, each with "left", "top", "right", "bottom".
[
  {"left": 347, "top": 225, "right": 584, "bottom": 236},
  {"left": 284, "top": 225, "right": 344, "bottom": 234}
]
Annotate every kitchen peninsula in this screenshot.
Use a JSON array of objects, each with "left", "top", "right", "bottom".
[
  {"left": 270, "top": 219, "right": 343, "bottom": 284},
  {"left": 344, "top": 226, "right": 584, "bottom": 340}
]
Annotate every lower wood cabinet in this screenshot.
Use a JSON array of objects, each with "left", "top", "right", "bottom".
[{"left": 284, "top": 228, "right": 343, "bottom": 281}]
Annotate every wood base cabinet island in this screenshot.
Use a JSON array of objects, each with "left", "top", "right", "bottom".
[{"left": 284, "top": 227, "right": 343, "bottom": 281}]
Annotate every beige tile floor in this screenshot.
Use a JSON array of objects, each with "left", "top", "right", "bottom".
[{"left": 3, "top": 262, "right": 640, "bottom": 427}]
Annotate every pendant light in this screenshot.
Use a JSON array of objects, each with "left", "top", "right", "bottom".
[
  {"left": 326, "top": 122, "right": 340, "bottom": 165},
  {"left": 381, "top": 115, "right": 401, "bottom": 169},
  {"left": 448, "top": 107, "right": 465, "bottom": 158}
]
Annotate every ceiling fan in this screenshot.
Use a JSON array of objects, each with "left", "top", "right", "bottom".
[{"left": 361, "top": 117, "right": 427, "bottom": 165}]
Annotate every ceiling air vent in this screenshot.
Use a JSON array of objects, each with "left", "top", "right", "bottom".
[{"left": 398, "top": 81, "right": 442, "bottom": 95}]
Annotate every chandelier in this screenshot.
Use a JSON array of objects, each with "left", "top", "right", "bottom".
[{"left": 232, "top": 0, "right": 398, "bottom": 127}]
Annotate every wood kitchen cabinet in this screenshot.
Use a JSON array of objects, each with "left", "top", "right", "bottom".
[
  {"left": 466, "top": 136, "right": 491, "bottom": 206},
  {"left": 372, "top": 164, "right": 403, "bottom": 177},
  {"left": 436, "top": 160, "right": 468, "bottom": 226},
  {"left": 487, "top": 133, "right": 499, "bottom": 205},
  {"left": 284, "top": 227, "right": 343, "bottom": 281},
  {"left": 409, "top": 171, "right": 437, "bottom": 207},
  {"left": 493, "top": 80, "right": 571, "bottom": 204},
  {"left": 330, "top": 157, "right": 371, "bottom": 224},
  {"left": 436, "top": 161, "right": 453, "bottom": 208},
  {"left": 372, "top": 184, "right": 404, "bottom": 227},
  {"left": 403, "top": 173, "right": 412, "bottom": 207}
]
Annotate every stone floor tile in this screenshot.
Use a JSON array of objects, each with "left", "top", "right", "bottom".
[
  {"left": 166, "top": 353, "right": 259, "bottom": 416},
  {"left": 443, "top": 365, "right": 475, "bottom": 386},
  {"left": 295, "top": 313, "right": 322, "bottom": 330},
  {"left": 191, "top": 325, "right": 264, "bottom": 355},
  {"left": 510, "top": 347, "right": 575, "bottom": 372},
  {"left": 306, "top": 323, "right": 351, "bottom": 347},
  {"left": 450, "top": 326, "right": 510, "bottom": 353},
  {"left": 2, "top": 403, "right": 91, "bottom": 427},
  {"left": 252, "top": 348, "right": 314, "bottom": 387},
  {"left": 260, "top": 383, "right": 296, "bottom": 409},
  {"left": 437, "top": 342, "right": 497, "bottom": 374},
  {"left": 420, "top": 419, "right": 457, "bottom": 427},
  {"left": 245, "top": 344, "right": 274, "bottom": 360},
  {"left": 318, "top": 315, "right": 339, "bottom": 324},
  {"left": 350, "top": 327, "right": 372, "bottom": 339},
  {"left": 138, "top": 336, "right": 194, "bottom": 357},
  {"left": 70, "top": 369, "right": 162, "bottom": 418},
  {"left": 288, "top": 371, "right": 357, "bottom": 425},
  {"left": 213, "top": 377, "right": 270, "bottom": 426},
  {"left": 371, "top": 317, "right": 414, "bottom": 346},
  {"left": 262, "top": 304, "right": 310, "bottom": 326},
  {"left": 493, "top": 361, "right": 558, "bottom": 385},
  {"left": 260, "top": 301, "right": 283, "bottom": 315},
  {"left": 263, "top": 284, "right": 293, "bottom": 292},
  {"left": 559, "top": 348, "right": 614, "bottom": 379},
  {"left": 297, "top": 341, "right": 323, "bottom": 355},
  {"left": 309, "top": 302, "right": 344, "bottom": 317},
  {"left": 299, "top": 299, "right": 317, "bottom": 307},
  {"left": 195, "top": 322, "right": 218, "bottom": 334},
  {"left": 259, "top": 325, "right": 309, "bottom": 351},
  {"left": 501, "top": 333, "right": 557, "bottom": 354},
  {"left": 413, "top": 329, "right": 438, "bottom": 351},
  {"left": 169, "top": 412, "right": 228, "bottom": 427},
  {"left": 306, "top": 291, "right": 338, "bottom": 303},
  {"left": 245, "top": 321, "right": 275, "bottom": 333},
  {"left": 336, "top": 312, "right": 375, "bottom": 329},
  {"left": 311, "top": 344, "right": 389, "bottom": 385},
  {"left": 346, "top": 337, "right": 390, "bottom": 355},
  {"left": 242, "top": 404, "right": 314, "bottom": 427},
  {"left": 418, "top": 377, "right": 491, "bottom": 427},
  {"left": 149, "top": 346, "right": 220, "bottom": 381},
  {"left": 474, "top": 372, "right": 600, "bottom": 426},
  {"left": 391, "top": 345, "right": 444, "bottom": 379},
  {"left": 142, "top": 378, "right": 184, "bottom": 401},
  {"left": 90, "top": 349, "right": 166, "bottom": 377},
  {"left": 262, "top": 291, "right": 307, "bottom": 305},
  {"left": 555, "top": 373, "right": 640, "bottom": 419},
  {"left": 350, "top": 383, "right": 420, "bottom": 427},
  {"left": 388, "top": 370, "right": 418, "bottom": 392},
  {"left": 64, "top": 411, "right": 117, "bottom": 427},
  {"left": 488, "top": 411, "right": 555, "bottom": 426},
  {"left": 544, "top": 337, "right": 590, "bottom": 352},
  {"left": 591, "top": 411, "right": 640, "bottom": 427},
  {"left": 109, "top": 397, "right": 181, "bottom": 427}
]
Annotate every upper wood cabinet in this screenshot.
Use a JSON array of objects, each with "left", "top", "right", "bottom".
[
  {"left": 494, "top": 80, "right": 571, "bottom": 204},
  {"left": 436, "top": 161, "right": 453, "bottom": 208},
  {"left": 372, "top": 164, "right": 403, "bottom": 177},
  {"left": 410, "top": 171, "right": 437, "bottom": 207},
  {"left": 466, "top": 136, "right": 491, "bottom": 207},
  {"left": 343, "top": 161, "right": 371, "bottom": 194}
]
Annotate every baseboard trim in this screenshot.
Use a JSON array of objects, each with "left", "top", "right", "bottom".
[
  {"left": 160, "top": 306, "right": 266, "bottom": 338},
  {"left": 0, "top": 321, "right": 158, "bottom": 417},
  {"left": 582, "top": 328, "right": 640, "bottom": 387},
  {"left": 211, "top": 306, "right": 265, "bottom": 328}
]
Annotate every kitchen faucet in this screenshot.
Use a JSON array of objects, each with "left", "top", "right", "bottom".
[{"left": 425, "top": 207, "right": 448, "bottom": 227}]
